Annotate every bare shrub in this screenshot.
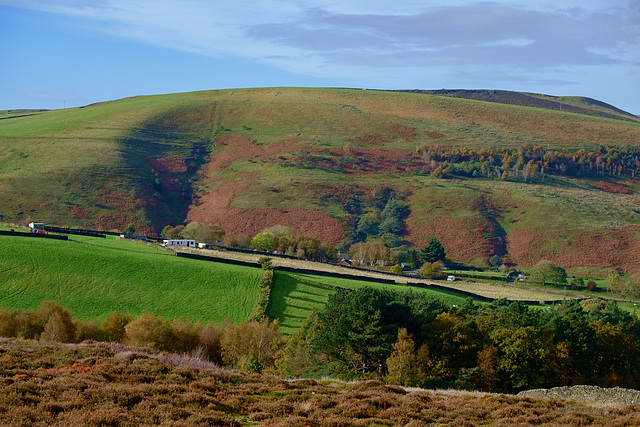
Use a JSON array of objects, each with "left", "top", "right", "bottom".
[{"left": 40, "top": 311, "right": 77, "bottom": 343}]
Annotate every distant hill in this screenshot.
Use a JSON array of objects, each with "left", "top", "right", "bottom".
[
  {"left": 1, "top": 88, "right": 640, "bottom": 274},
  {"left": 393, "top": 89, "right": 640, "bottom": 122}
]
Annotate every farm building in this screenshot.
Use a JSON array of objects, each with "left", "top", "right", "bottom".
[
  {"left": 163, "top": 239, "right": 196, "bottom": 248},
  {"left": 28, "top": 222, "right": 45, "bottom": 234}
]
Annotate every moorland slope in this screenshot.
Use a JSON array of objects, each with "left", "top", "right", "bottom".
[
  {"left": 1, "top": 88, "right": 640, "bottom": 273},
  {"left": 2, "top": 338, "right": 639, "bottom": 426}
]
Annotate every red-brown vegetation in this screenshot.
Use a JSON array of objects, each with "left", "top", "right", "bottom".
[
  {"left": 149, "top": 157, "right": 188, "bottom": 174},
  {"left": 190, "top": 185, "right": 345, "bottom": 243},
  {"left": 593, "top": 181, "right": 632, "bottom": 194},
  {"left": 507, "top": 226, "right": 640, "bottom": 275},
  {"left": 1, "top": 338, "right": 637, "bottom": 426},
  {"left": 388, "top": 123, "right": 417, "bottom": 140},
  {"left": 95, "top": 188, "right": 139, "bottom": 212},
  {"left": 189, "top": 134, "right": 346, "bottom": 242}
]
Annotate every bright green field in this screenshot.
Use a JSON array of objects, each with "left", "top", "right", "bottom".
[
  {"left": 268, "top": 271, "right": 475, "bottom": 335},
  {"left": 0, "top": 234, "right": 262, "bottom": 323}
]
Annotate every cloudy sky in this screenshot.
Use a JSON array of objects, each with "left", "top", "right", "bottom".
[{"left": 2, "top": 0, "right": 639, "bottom": 114}]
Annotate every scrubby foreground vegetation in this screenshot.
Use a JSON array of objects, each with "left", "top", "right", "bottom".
[
  {"left": 2, "top": 338, "right": 640, "bottom": 426},
  {"left": 2, "top": 287, "right": 640, "bottom": 395}
]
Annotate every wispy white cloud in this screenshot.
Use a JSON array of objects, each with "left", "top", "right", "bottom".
[{"left": 2, "top": 0, "right": 639, "bottom": 108}]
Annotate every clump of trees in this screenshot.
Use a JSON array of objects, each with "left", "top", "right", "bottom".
[
  {"left": 161, "top": 222, "right": 225, "bottom": 243},
  {"left": 415, "top": 143, "right": 640, "bottom": 181},
  {"left": 248, "top": 225, "right": 337, "bottom": 263},
  {"left": 349, "top": 187, "right": 410, "bottom": 248},
  {"left": 285, "top": 142, "right": 640, "bottom": 181},
  {"left": 529, "top": 260, "right": 568, "bottom": 286},
  {"left": 298, "top": 288, "right": 640, "bottom": 392},
  {"left": 604, "top": 273, "right": 640, "bottom": 299}
]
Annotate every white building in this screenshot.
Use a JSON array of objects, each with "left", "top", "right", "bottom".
[{"left": 163, "top": 239, "right": 196, "bottom": 248}]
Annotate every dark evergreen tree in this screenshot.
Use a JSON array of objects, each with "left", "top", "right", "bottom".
[
  {"left": 311, "top": 287, "right": 414, "bottom": 376},
  {"left": 420, "top": 237, "right": 446, "bottom": 263}
]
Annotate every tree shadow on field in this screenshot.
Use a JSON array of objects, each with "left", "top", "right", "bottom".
[{"left": 268, "top": 272, "right": 332, "bottom": 332}]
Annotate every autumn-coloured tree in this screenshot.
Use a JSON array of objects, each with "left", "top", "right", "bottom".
[
  {"left": 0, "top": 308, "right": 14, "bottom": 337},
  {"left": 41, "top": 310, "right": 77, "bottom": 343},
  {"left": 474, "top": 346, "right": 499, "bottom": 391},
  {"left": 101, "top": 311, "right": 131, "bottom": 343},
  {"left": 390, "top": 264, "right": 403, "bottom": 275},
  {"left": 590, "top": 320, "right": 640, "bottom": 388},
  {"left": 76, "top": 318, "right": 103, "bottom": 342},
  {"left": 385, "top": 328, "right": 418, "bottom": 387},
  {"left": 419, "top": 261, "right": 443, "bottom": 279},
  {"left": 221, "top": 319, "right": 283, "bottom": 371},
  {"left": 170, "top": 317, "right": 201, "bottom": 354},
  {"left": 195, "top": 224, "right": 225, "bottom": 243},
  {"left": 125, "top": 313, "right": 174, "bottom": 351},
  {"left": 196, "top": 321, "right": 225, "bottom": 365}
]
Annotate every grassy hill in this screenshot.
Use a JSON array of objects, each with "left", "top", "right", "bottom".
[
  {"left": 2, "top": 88, "right": 640, "bottom": 274},
  {"left": 0, "top": 233, "right": 262, "bottom": 323}
]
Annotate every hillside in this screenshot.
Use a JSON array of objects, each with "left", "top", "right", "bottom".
[
  {"left": 1, "top": 88, "right": 640, "bottom": 273},
  {"left": 2, "top": 338, "right": 639, "bottom": 426},
  {"left": 397, "top": 89, "right": 640, "bottom": 123}
]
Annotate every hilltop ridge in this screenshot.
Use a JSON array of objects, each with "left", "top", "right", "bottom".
[
  {"left": 391, "top": 89, "right": 639, "bottom": 122},
  {"left": 1, "top": 87, "right": 639, "bottom": 273}
]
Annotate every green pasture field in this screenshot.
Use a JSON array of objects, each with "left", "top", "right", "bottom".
[
  {"left": 269, "top": 271, "right": 476, "bottom": 335},
  {"left": 0, "top": 234, "right": 262, "bottom": 323}
]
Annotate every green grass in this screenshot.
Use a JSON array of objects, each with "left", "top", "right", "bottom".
[
  {"left": 267, "top": 272, "right": 335, "bottom": 335},
  {"left": 269, "top": 271, "right": 476, "bottom": 335},
  {"left": 2, "top": 87, "right": 640, "bottom": 275},
  {"left": 0, "top": 234, "right": 262, "bottom": 323}
]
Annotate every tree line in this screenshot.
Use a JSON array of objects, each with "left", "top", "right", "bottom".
[
  {"left": 0, "top": 300, "right": 282, "bottom": 373},
  {"left": 290, "top": 288, "right": 640, "bottom": 393},
  {"left": 290, "top": 143, "right": 640, "bottom": 182},
  {"left": 4, "top": 287, "right": 638, "bottom": 394}
]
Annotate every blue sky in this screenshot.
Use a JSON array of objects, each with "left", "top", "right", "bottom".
[{"left": 2, "top": 0, "right": 639, "bottom": 114}]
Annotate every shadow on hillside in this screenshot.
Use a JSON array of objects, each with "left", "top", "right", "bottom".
[{"left": 118, "top": 107, "right": 215, "bottom": 232}]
